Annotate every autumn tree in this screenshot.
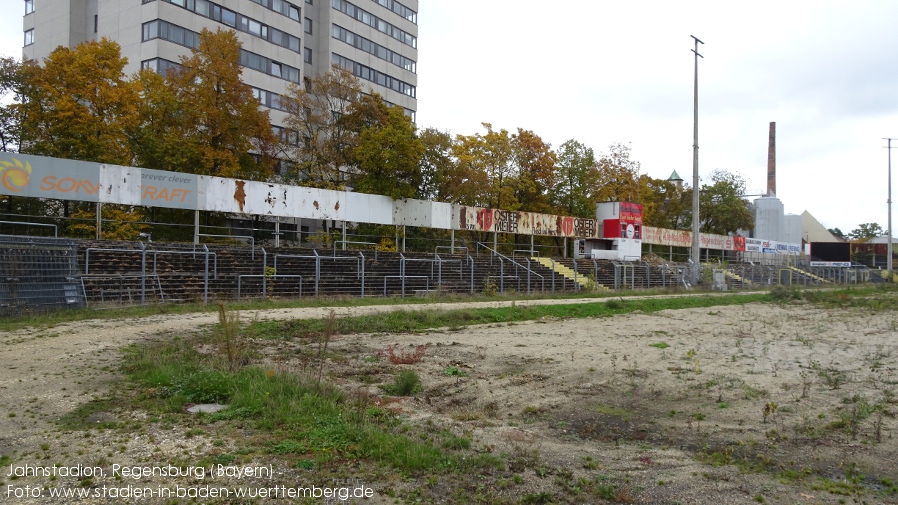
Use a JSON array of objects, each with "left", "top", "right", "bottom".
[
  {"left": 452, "top": 123, "right": 516, "bottom": 209},
  {"left": 593, "top": 143, "right": 641, "bottom": 203},
  {"left": 136, "top": 28, "right": 277, "bottom": 179},
  {"left": 510, "top": 129, "right": 556, "bottom": 213},
  {"left": 17, "top": 38, "right": 139, "bottom": 164},
  {"left": 551, "top": 139, "right": 597, "bottom": 217},
  {"left": 342, "top": 94, "right": 424, "bottom": 199},
  {"left": 281, "top": 67, "right": 363, "bottom": 188}
]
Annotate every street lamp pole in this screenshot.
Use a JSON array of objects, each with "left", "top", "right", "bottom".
[
  {"left": 886, "top": 138, "right": 896, "bottom": 281},
  {"left": 691, "top": 35, "right": 704, "bottom": 276}
]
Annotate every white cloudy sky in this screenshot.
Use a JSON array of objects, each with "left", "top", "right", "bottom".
[
  {"left": 3, "top": 1, "right": 897, "bottom": 234},
  {"left": 415, "top": 0, "right": 898, "bottom": 234}
]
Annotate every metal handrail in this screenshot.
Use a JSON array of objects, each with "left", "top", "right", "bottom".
[
  {"left": 274, "top": 251, "right": 321, "bottom": 297},
  {"left": 334, "top": 240, "right": 379, "bottom": 260},
  {"left": 432, "top": 253, "right": 463, "bottom": 286},
  {"left": 0, "top": 220, "right": 58, "bottom": 237},
  {"left": 359, "top": 251, "right": 366, "bottom": 297},
  {"left": 476, "top": 242, "right": 544, "bottom": 293},
  {"left": 275, "top": 250, "right": 362, "bottom": 297},
  {"left": 238, "top": 274, "right": 302, "bottom": 298},
  {"left": 198, "top": 233, "right": 254, "bottom": 259},
  {"left": 513, "top": 249, "right": 538, "bottom": 258},
  {"left": 435, "top": 245, "right": 468, "bottom": 256},
  {"left": 383, "top": 275, "right": 429, "bottom": 297}
]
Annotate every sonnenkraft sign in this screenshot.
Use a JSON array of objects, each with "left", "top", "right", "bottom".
[{"left": 0, "top": 153, "right": 198, "bottom": 210}]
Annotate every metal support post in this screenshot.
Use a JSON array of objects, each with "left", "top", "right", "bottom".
[{"left": 95, "top": 203, "right": 102, "bottom": 240}]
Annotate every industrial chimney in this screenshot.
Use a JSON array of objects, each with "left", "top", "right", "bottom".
[{"left": 767, "top": 122, "right": 776, "bottom": 197}]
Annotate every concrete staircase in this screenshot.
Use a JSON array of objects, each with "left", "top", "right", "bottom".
[
  {"left": 532, "top": 257, "right": 593, "bottom": 289},
  {"left": 788, "top": 265, "right": 830, "bottom": 284}
]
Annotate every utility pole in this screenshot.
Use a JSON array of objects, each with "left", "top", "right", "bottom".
[
  {"left": 690, "top": 35, "right": 704, "bottom": 278},
  {"left": 886, "top": 138, "right": 896, "bottom": 281}
]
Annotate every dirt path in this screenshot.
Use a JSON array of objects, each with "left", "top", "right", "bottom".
[{"left": 2, "top": 294, "right": 897, "bottom": 504}]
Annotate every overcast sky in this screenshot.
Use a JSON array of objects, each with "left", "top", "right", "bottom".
[{"left": 3, "top": 1, "right": 897, "bottom": 234}]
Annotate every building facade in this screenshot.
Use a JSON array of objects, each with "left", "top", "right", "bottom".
[{"left": 21, "top": 0, "right": 419, "bottom": 128}]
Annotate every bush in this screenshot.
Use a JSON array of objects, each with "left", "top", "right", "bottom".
[
  {"left": 769, "top": 285, "right": 802, "bottom": 302},
  {"left": 161, "top": 369, "right": 234, "bottom": 404},
  {"left": 382, "top": 369, "right": 421, "bottom": 396}
]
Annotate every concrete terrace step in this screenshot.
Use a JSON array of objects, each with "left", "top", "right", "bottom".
[
  {"left": 788, "top": 266, "right": 830, "bottom": 284},
  {"left": 532, "top": 257, "right": 592, "bottom": 288}
]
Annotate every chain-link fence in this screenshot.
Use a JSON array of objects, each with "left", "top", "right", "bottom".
[
  {"left": 0, "top": 235, "right": 83, "bottom": 315},
  {"left": 0, "top": 223, "right": 880, "bottom": 316}
]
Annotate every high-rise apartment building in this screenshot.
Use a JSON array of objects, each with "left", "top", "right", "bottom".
[{"left": 21, "top": 0, "right": 418, "bottom": 128}]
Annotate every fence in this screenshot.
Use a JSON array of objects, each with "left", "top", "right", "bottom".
[
  {"left": 0, "top": 235, "right": 83, "bottom": 315},
  {"left": 0, "top": 231, "right": 880, "bottom": 315}
]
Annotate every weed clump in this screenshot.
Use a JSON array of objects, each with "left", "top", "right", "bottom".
[
  {"left": 382, "top": 369, "right": 421, "bottom": 396},
  {"left": 215, "top": 303, "right": 248, "bottom": 372},
  {"left": 385, "top": 344, "right": 426, "bottom": 365}
]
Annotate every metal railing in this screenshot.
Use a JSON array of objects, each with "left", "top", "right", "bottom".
[
  {"left": 0, "top": 220, "right": 58, "bottom": 237},
  {"left": 435, "top": 245, "right": 468, "bottom": 256},
  {"left": 274, "top": 250, "right": 364, "bottom": 297},
  {"left": 476, "top": 243, "right": 545, "bottom": 294},
  {"left": 237, "top": 274, "right": 303, "bottom": 298},
  {"left": 334, "top": 240, "right": 379, "bottom": 260},
  {"left": 197, "top": 233, "right": 254, "bottom": 259}
]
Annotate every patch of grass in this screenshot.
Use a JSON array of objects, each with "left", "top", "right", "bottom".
[
  {"left": 56, "top": 398, "right": 118, "bottom": 430},
  {"left": 649, "top": 342, "right": 670, "bottom": 349},
  {"left": 123, "top": 337, "right": 454, "bottom": 474},
  {"left": 382, "top": 369, "right": 422, "bottom": 396},
  {"left": 248, "top": 293, "right": 771, "bottom": 338},
  {"left": 593, "top": 404, "right": 634, "bottom": 419}
]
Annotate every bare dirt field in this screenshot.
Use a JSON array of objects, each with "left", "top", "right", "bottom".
[{"left": 2, "top": 293, "right": 898, "bottom": 504}]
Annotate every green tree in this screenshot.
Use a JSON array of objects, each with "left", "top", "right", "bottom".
[
  {"left": 416, "top": 127, "right": 456, "bottom": 201},
  {"left": 550, "top": 139, "right": 597, "bottom": 217},
  {"left": 0, "top": 56, "right": 24, "bottom": 152},
  {"left": 281, "top": 67, "right": 363, "bottom": 188},
  {"left": 344, "top": 94, "right": 424, "bottom": 199},
  {"left": 849, "top": 223, "right": 883, "bottom": 241},
  {"left": 828, "top": 227, "right": 847, "bottom": 240},
  {"left": 18, "top": 38, "right": 139, "bottom": 164},
  {"left": 694, "top": 169, "right": 753, "bottom": 235},
  {"left": 638, "top": 176, "right": 689, "bottom": 229},
  {"left": 143, "top": 28, "right": 277, "bottom": 178}
]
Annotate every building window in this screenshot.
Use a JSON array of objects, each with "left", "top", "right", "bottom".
[
  {"left": 332, "top": 0, "right": 416, "bottom": 48},
  {"left": 332, "top": 53, "right": 415, "bottom": 98},
  {"left": 25, "top": 0, "right": 34, "bottom": 14},
  {"left": 24, "top": 29, "right": 34, "bottom": 46},
  {"left": 304, "top": 47, "right": 312, "bottom": 63},
  {"left": 161, "top": 0, "right": 300, "bottom": 52},
  {"left": 141, "top": 58, "right": 181, "bottom": 75},
  {"left": 304, "top": 17, "right": 312, "bottom": 34},
  {"left": 94, "top": 14, "right": 98, "bottom": 33},
  {"left": 333, "top": 24, "right": 415, "bottom": 73}
]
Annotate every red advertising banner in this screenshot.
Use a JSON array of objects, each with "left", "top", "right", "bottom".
[{"left": 458, "top": 206, "right": 599, "bottom": 238}]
